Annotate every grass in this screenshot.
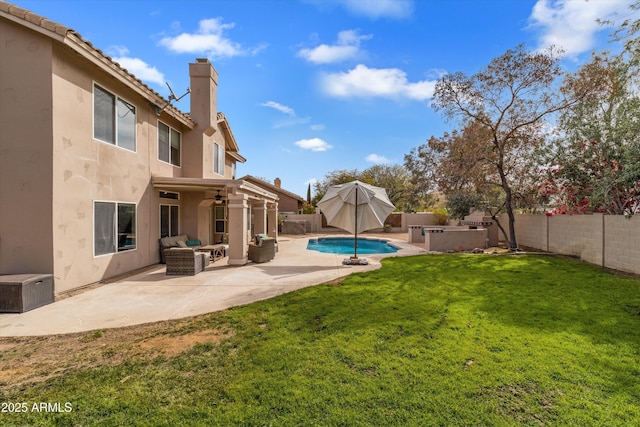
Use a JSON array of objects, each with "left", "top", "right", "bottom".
[{"left": 2, "top": 254, "right": 640, "bottom": 426}]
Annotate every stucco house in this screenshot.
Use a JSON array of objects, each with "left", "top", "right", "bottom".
[
  {"left": 240, "top": 176, "right": 305, "bottom": 214},
  {"left": 0, "top": 2, "right": 278, "bottom": 294}
]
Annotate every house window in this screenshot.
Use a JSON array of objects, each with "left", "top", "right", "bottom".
[
  {"left": 160, "top": 205, "right": 180, "bottom": 238},
  {"left": 159, "top": 191, "right": 180, "bottom": 200},
  {"left": 94, "top": 202, "right": 136, "bottom": 256},
  {"left": 93, "top": 84, "right": 136, "bottom": 151},
  {"left": 158, "top": 121, "right": 181, "bottom": 166},
  {"left": 214, "top": 143, "right": 225, "bottom": 176},
  {"left": 214, "top": 205, "right": 225, "bottom": 233}
]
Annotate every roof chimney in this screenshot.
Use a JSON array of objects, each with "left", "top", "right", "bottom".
[
  {"left": 274, "top": 178, "right": 281, "bottom": 188},
  {"left": 189, "top": 58, "right": 218, "bottom": 136}
]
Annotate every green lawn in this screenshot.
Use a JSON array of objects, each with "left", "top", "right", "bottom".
[{"left": 3, "top": 254, "right": 640, "bottom": 426}]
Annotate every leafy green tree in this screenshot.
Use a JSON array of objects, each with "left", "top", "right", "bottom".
[
  {"left": 312, "top": 165, "right": 412, "bottom": 210},
  {"left": 445, "top": 191, "right": 483, "bottom": 220},
  {"left": 359, "top": 164, "right": 411, "bottom": 208},
  {"left": 311, "top": 169, "right": 361, "bottom": 205}
]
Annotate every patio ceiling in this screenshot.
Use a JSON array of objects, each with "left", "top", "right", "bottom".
[{"left": 152, "top": 177, "right": 279, "bottom": 203}]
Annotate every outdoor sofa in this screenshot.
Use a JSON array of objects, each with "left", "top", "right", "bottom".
[
  {"left": 159, "top": 234, "right": 202, "bottom": 264},
  {"left": 165, "top": 248, "right": 210, "bottom": 276}
]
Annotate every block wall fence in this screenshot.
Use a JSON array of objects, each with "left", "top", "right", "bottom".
[{"left": 498, "top": 214, "right": 640, "bottom": 276}]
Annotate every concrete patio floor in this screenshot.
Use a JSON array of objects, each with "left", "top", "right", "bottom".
[{"left": 0, "top": 234, "right": 423, "bottom": 337}]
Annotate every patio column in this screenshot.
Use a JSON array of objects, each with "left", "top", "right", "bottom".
[
  {"left": 267, "top": 202, "right": 278, "bottom": 239},
  {"left": 227, "top": 193, "right": 249, "bottom": 265},
  {"left": 253, "top": 200, "right": 267, "bottom": 235}
]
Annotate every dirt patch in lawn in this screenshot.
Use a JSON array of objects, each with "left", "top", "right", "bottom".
[{"left": 0, "top": 316, "right": 234, "bottom": 391}]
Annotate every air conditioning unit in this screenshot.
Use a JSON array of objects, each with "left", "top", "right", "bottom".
[{"left": 0, "top": 274, "right": 54, "bottom": 313}]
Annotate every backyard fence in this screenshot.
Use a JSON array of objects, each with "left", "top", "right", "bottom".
[{"left": 499, "top": 213, "right": 640, "bottom": 276}]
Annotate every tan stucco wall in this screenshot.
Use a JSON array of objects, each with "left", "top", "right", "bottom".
[
  {"left": 425, "top": 229, "right": 488, "bottom": 252},
  {"left": 0, "top": 19, "right": 54, "bottom": 275},
  {"left": 276, "top": 195, "right": 300, "bottom": 213},
  {"left": 49, "top": 44, "right": 165, "bottom": 292}
]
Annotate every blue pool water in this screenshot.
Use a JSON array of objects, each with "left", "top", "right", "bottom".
[{"left": 307, "top": 237, "right": 399, "bottom": 254}]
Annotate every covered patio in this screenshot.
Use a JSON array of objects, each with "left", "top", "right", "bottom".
[{"left": 152, "top": 177, "right": 279, "bottom": 266}]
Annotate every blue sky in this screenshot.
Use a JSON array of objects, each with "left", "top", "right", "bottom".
[{"left": 13, "top": 0, "right": 637, "bottom": 198}]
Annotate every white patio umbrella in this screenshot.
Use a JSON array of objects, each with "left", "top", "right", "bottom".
[{"left": 317, "top": 180, "right": 395, "bottom": 261}]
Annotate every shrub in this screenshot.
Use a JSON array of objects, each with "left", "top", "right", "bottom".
[{"left": 432, "top": 208, "right": 449, "bottom": 225}]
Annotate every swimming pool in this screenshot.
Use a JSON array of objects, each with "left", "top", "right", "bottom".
[{"left": 307, "top": 237, "right": 399, "bottom": 254}]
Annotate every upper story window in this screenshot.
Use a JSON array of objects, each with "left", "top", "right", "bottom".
[
  {"left": 214, "top": 143, "right": 225, "bottom": 176},
  {"left": 93, "top": 84, "right": 136, "bottom": 152},
  {"left": 158, "top": 121, "right": 181, "bottom": 167}
]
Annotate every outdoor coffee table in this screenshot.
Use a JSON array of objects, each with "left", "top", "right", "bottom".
[{"left": 200, "top": 244, "right": 228, "bottom": 262}]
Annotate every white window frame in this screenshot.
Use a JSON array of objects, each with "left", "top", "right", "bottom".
[
  {"left": 214, "top": 143, "right": 225, "bottom": 176},
  {"left": 157, "top": 120, "right": 182, "bottom": 167},
  {"left": 93, "top": 83, "right": 137, "bottom": 152},
  {"left": 93, "top": 201, "right": 137, "bottom": 257}
]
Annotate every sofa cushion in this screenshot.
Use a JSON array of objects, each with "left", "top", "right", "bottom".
[
  {"left": 186, "top": 239, "right": 201, "bottom": 247},
  {"left": 177, "top": 240, "right": 188, "bottom": 248},
  {"left": 161, "top": 234, "right": 190, "bottom": 248}
]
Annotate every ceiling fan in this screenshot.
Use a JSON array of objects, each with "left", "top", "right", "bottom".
[{"left": 215, "top": 189, "right": 224, "bottom": 204}]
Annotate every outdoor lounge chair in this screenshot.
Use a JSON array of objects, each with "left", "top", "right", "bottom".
[
  {"left": 248, "top": 237, "right": 276, "bottom": 263},
  {"left": 165, "top": 248, "right": 210, "bottom": 276}
]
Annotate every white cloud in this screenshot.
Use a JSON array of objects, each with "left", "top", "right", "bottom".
[
  {"left": 159, "top": 18, "right": 265, "bottom": 58},
  {"left": 298, "top": 29, "right": 372, "bottom": 64},
  {"left": 529, "top": 0, "right": 632, "bottom": 57},
  {"left": 261, "top": 101, "right": 296, "bottom": 116},
  {"left": 108, "top": 46, "right": 165, "bottom": 86},
  {"left": 310, "top": 124, "right": 326, "bottom": 131},
  {"left": 274, "top": 117, "right": 311, "bottom": 129},
  {"left": 294, "top": 138, "right": 333, "bottom": 152},
  {"left": 113, "top": 57, "right": 166, "bottom": 85},
  {"left": 321, "top": 64, "right": 436, "bottom": 101},
  {"left": 366, "top": 154, "right": 390, "bottom": 164},
  {"left": 261, "top": 101, "right": 312, "bottom": 128},
  {"left": 339, "top": 0, "right": 414, "bottom": 19}
]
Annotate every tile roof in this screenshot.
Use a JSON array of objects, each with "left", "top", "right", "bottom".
[{"left": 239, "top": 175, "right": 305, "bottom": 202}]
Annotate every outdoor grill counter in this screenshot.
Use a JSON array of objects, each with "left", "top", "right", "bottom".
[{"left": 0, "top": 274, "right": 54, "bottom": 313}]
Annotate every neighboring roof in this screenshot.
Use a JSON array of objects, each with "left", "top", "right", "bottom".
[
  {"left": 0, "top": 1, "right": 194, "bottom": 128},
  {"left": 239, "top": 175, "right": 305, "bottom": 203}
]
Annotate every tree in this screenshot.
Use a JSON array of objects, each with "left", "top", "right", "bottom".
[
  {"left": 311, "top": 169, "right": 361, "bottom": 205},
  {"left": 539, "top": 55, "right": 640, "bottom": 216},
  {"left": 403, "top": 144, "right": 440, "bottom": 210},
  {"left": 359, "top": 164, "right": 411, "bottom": 208},
  {"left": 431, "top": 44, "right": 602, "bottom": 250},
  {"left": 312, "top": 165, "right": 411, "bottom": 210}
]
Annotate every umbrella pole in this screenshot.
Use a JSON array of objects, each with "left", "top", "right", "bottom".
[{"left": 354, "top": 186, "right": 358, "bottom": 259}]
